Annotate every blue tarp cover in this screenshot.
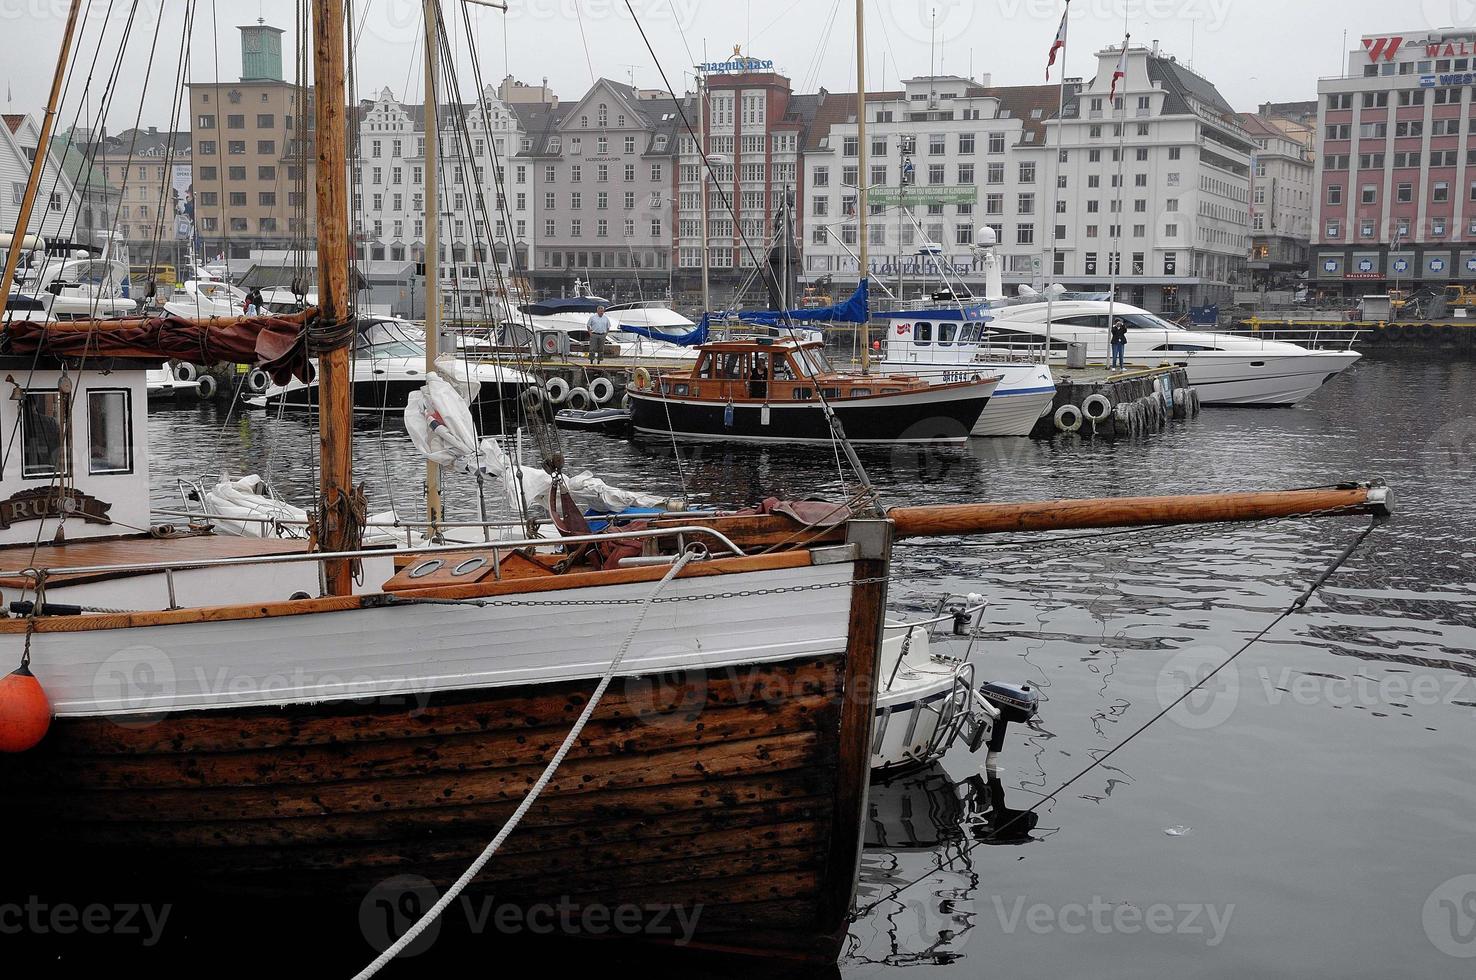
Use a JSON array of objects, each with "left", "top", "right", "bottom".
[
  {"left": 617, "top": 313, "right": 711, "bottom": 346},
  {"left": 735, "top": 278, "right": 870, "bottom": 328}
]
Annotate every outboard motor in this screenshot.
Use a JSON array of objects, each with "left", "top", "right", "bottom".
[{"left": 978, "top": 681, "right": 1039, "bottom": 753}]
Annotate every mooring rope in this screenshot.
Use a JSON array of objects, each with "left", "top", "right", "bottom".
[
  {"left": 849, "top": 514, "right": 1385, "bottom": 922},
  {"left": 349, "top": 546, "right": 700, "bottom": 979}
]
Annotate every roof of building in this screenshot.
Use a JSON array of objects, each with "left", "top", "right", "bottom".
[
  {"left": 57, "top": 142, "right": 117, "bottom": 195},
  {"left": 95, "top": 127, "right": 192, "bottom": 159},
  {"left": 1145, "top": 54, "right": 1236, "bottom": 116},
  {"left": 509, "top": 100, "right": 573, "bottom": 156},
  {"left": 803, "top": 82, "right": 1066, "bottom": 153},
  {"left": 2, "top": 114, "right": 25, "bottom": 135}
]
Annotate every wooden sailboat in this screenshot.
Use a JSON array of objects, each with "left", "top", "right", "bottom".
[{"left": 0, "top": 0, "right": 1393, "bottom": 968}]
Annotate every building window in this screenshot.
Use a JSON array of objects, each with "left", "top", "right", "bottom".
[
  {"left": 988, "top": 132, "right": 1005, "bottom": 154},
  {"left": 1018, "top": 162, "right": 1036, "bottom": 183},
  {"left": 1327, "top": 185, "right": 1342, "bottom": 205},
  {"left": 1016, "top": 224, "right": 1035, "bottom": 245},
  {"left": 1434, "top": 181, "right": 1450, "bottom": 203},
  {"left": 87, "top": 389, "right": 132, "bottom": 475},
  {"left": 1361, "top": 185, "right": 1377, "bottom": 205},
  {"left": 958, "top": 132, "right": 975, "bottom": 154},
  {"left": 843, "top": 136, "right": 858, "bottom": 157}
]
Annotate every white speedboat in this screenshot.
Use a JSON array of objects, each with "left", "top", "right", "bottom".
[
  {"left": 146, "top": 367, "right": 200, "bottom": 400},
  {"left": 164, "top": 279, "right": 249, "bottom": 319},
  {"left": 508, "top": 292, "right": 702, "bottom": 362},
  {"left": 982, "top": 299, "right": 1360, "bottom": 406},
  {"left": 253, "top": 316, "right": 535, "bottom": 427}
]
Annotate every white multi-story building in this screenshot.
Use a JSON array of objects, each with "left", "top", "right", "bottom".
[
  {"left": 801, "top": 75, "right": 1058, "bottom": 300},
  {"left": 1238, "top": 112, "right": 1314, "bottom": 284},
  {"left": 355, "top": 84, "right": 531, "bottom": 319},
  {"left": 1025, "top": 43, "right": 1253, "bottom": 311}
]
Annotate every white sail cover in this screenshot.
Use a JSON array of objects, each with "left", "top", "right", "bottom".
[
  {"left": 202, "top": 474, "right": 402, "bottom": 545},
  {"left": 404, "top": 378, "right": 670, "bottom": 516},
  {"left": 404, "top": 372, "right": 480, "bottom": 468}
]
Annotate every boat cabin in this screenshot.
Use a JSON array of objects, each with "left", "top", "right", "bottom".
[
  {"left": 654, "top": 340, "right": 921, "bottom": 402},
  {"left": 0, "top": 355, "right": 152, "bottom": 547}
]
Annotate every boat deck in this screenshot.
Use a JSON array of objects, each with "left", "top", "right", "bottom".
[{"left": 0, "top": 534, "right": 311, "bottom": 588}]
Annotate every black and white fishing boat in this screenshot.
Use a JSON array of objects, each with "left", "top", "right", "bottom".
[{"left": 627, "top": 338, "right": 998, "bottom": 444}]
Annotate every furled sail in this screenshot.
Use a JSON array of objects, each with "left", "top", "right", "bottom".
[
  {"left": 735, "top": 278, "right": 869, "bottom": 328},
  {"left": 3, "top": 310, "right": 314, "bottom": 383}
]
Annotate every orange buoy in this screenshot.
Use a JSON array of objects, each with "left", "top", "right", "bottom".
[{"left": 0, "top": 662, "right": 51, "bottom": 752}]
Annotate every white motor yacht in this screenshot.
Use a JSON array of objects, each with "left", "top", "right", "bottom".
[
  {"left": 252, "top": 316, "right": 535, "bottom": 427},
  {"left": 979, "top": 298, "right": 1361, "bottom": 406}
]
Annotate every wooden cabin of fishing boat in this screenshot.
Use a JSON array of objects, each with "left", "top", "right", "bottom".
[
  {"left": 0, "top": 353, "right": 384, "bottom": 612},
  {"left": 624, "top": 338, "right": 1001, "bottom": 444}
]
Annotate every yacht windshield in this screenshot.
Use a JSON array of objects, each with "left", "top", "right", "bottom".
[
  {"left": 1123, "top": 312, "right": 1185, "bottom": 331},
  {"left": 360, "top": 340, "right": 423, "bottom": 359},
  {"left": 797, "top": 345, "right": 833, "bottom": 375}
]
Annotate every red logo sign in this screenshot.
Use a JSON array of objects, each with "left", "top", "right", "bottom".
[
  {"left": 1363, "top": 36, "right": 1404, "bottom": 62},
  {"left": 896, "top": 323, "right": 910, "bottom": 335}
]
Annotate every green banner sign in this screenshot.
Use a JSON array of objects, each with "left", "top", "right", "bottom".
[{"left": 867, "top": 186, "right": 978, "bottom": 207}]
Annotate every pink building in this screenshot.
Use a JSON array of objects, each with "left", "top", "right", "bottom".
[{"left": 1312, "top": 29, "right": 1476, "bottom": 297}]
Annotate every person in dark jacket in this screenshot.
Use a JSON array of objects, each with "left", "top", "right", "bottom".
[{"left": 1109, "top": 316, "right": 1128, "bottom": 371}]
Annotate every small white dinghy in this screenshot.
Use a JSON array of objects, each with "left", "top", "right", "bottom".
[{"left": 872, "top": 595, "right": 1040, "bottom": 774}]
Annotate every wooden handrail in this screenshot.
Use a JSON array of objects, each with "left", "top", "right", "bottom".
[{"left": 887, "top": 483, "right": 1392, "bottom": 539}]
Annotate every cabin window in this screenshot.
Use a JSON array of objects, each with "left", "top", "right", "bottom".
[
  {"left": 792, "top": 387, "right": 813, "bottom": 400},
  {"left": 821, "top": 388, "right": 840, "bottom": 399},
  {"left": 673, "top": 383, "right": 690, "bottom": 396},
  {"left": 961, "top": 324, "right": 984, "bottom": 343},
  {"left": 914, "top": 322, "right": 933, "bottom": 344},
  {"left": 20, "top": 390, "right": 68, "bottom": 479},
  {"left": 850, "top": 388, "right": 873, "bottom": 397},
  {"left": 938, "top": 323, "right": 959, "bottom": 347},
  {"left": 87, "top": 389, "right": 133, "bottom": 475},
  {"left": 880, "top": 387, "right": 902, "bottom": 394}
]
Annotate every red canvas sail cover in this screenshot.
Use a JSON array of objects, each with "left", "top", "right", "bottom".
[{"left": 3, "top": 310, "right": 314, "bottom": 384}]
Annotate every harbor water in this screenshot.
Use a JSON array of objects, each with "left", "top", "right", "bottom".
[{"left": 90, "top": 355, "right": 1473, "bottom": 975}]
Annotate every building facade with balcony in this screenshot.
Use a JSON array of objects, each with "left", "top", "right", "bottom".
[
  {"left": 188, "top": 23, "right": 315, "bottom": 270},
  {"left": 1311, "top": 28, "right": 1476, "bottom": 297},
  {"left": 522, "top": 78, "right": 676, "bottom": 300},
  {"left": 1238, "top": 112, "right": 1314, "bottom": 284}
]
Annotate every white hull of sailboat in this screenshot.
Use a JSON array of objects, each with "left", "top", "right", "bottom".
[{"left": 22, "top": 559, "right": 854, "bottom": 719}]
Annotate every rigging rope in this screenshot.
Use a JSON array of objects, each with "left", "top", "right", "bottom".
[{"left": 349, "top": 546, "right": 700, "bottom": 979}]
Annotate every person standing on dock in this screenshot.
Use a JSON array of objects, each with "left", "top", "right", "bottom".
[
  {"left": 587, "top": 304, "right": 611, "bottom": 364},
  {"left": 1109, "top": 316, "right": 1128, "bottom": 371}
]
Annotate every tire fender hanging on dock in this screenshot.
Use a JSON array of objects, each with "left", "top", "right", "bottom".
[
  {"left": 545, "top": 376, "right": 571, "bottom": 405},
  {"left": 1054, "top": 403, "right": 1083, "bottom": 433},
  {"left": 589, "top": 376, "right": 616, "bottom": 404},
  {"left": 1082, "top": 393, "right": 1113, "bottom": 422}
]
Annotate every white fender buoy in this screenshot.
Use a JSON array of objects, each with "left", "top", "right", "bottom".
[
  {"left": 566, "top": 386, "right": 593, "bottom": 412},
  {"left": 1053, "top": 403, "right": 1083, "bottom": 433},
  {"left": 544, "top": 376, "right": 570, "bottom": 405},
  {"left": 246, "top": 368, "right": 271, "bottom": 394},
  {"left": 174, "top": 361, "right": 198, "bottom": 382},
  {"left": 589, "top": 376, "right": 616, "bottom": 404},
  {"left": 1082, "top": 393, "right": 1113, "bottom": 422},
  {"left": 195, "top": 373, "right": 219, "bottom": 399}
]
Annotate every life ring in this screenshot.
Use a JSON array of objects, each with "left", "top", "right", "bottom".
[
  {"left": 1082, "top": 393, "right": 1113, "bottom": 422},
  {"left": 632, "top": 366, "right": 652, "bottom": 390},
  {"left": 174, "top": 361, "right": 198, "bottom": 382},
  {"left": 566, "top": 386, "right": 593, "bottom": 412},
  {"left": 589, "top": 376, "right": 616, "bottom": 404},
  {"left": 195, "top": 373, "right": 218, "bottom": 399},
  {"left": 544, "top": 376, "right": 570, "bottom": 405},
  {"left": 520, "top": 386, "right": 543, "bottom": 412},
  {"left": 246, "top": 368, "right": 271, "bottom": 394},
  {"left": 1053, "top": 403, "right": 1083, "bottom": 433}
]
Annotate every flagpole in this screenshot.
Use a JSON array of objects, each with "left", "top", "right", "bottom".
[
  {"left": 1108, "top": 34, "right": 1130, "bottom": 366},
  {"left": 1043, "top": 0, "right": 1070, "bottom": 366}
]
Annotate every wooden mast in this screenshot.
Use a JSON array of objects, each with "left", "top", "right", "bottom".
[
  {"left": 0, "top": 0, "right": 83, "bottom": 316},
  {"left": 313, "top": 0, "right": 355, "bottom": 595},
  {"left": 422, "top": 0, "right": 443, "bottom": 537}
]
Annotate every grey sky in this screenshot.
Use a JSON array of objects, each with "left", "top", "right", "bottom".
[{"left": 2, "top": 0, "right": 1452, "bottom": 130}]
